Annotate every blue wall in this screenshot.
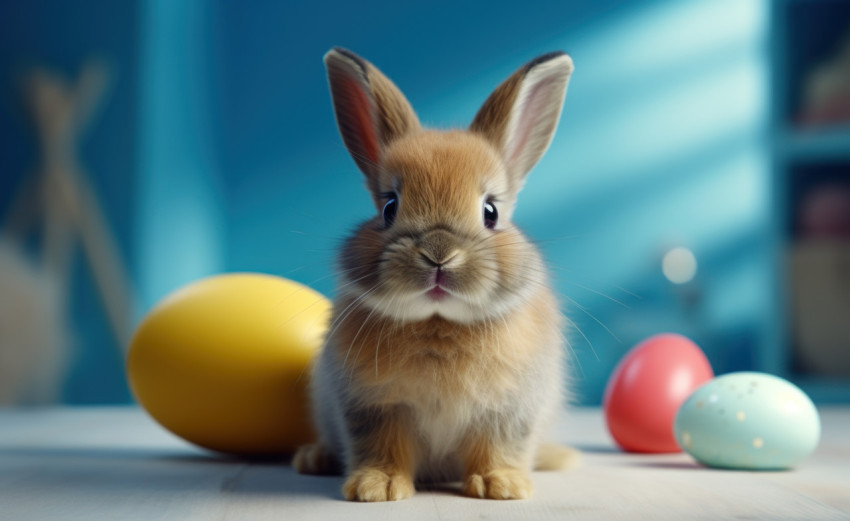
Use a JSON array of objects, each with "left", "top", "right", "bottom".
[
  {"left": 0, "top": 0, "right": 772, "bottom": 404},
  {"left": 212, "top": 0, "right": 771, "bottom": 403}
]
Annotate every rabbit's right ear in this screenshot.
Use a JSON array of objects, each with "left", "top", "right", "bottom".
[{"left": 324, "top": 48, "right": 420, "bottom": 192}]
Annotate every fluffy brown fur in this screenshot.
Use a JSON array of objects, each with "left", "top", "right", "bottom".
[{"left": 294, "top": 47, "right": 576, "bottom": 501}]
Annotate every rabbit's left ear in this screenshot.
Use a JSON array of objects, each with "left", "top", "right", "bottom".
[{"left": 470, "top": 52, "right": 574, "bottom": 189}]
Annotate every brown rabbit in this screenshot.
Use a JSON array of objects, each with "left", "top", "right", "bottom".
[{"left": 293, "top": 47, "right": 577, "bottom": 501}]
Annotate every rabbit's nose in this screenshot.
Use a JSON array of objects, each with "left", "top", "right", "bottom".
[
  {"left": 419, "top": 250, "right": 459, "bottom": 268},
  {"left": 419, "top": 228, "right": 461, "bottom": 267}
]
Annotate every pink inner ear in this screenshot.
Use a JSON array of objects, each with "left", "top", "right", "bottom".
[
  {"left": 340, "top": 77, "right": 380, "bottom": 166},
  {"left": 508, "top": 75, "right": 556, "bottom": 167}
]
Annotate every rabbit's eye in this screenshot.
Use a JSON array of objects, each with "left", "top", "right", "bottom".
[
  {"left": 484, "top": 201, "right": 498, "bottom": 229},
  {"left": 382, "top": 196, "right": 398, "bottom": 227}
]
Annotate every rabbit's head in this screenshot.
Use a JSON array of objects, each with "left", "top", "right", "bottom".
[{"left": 326, "top": 48, "right": 573, "bottom": 324}]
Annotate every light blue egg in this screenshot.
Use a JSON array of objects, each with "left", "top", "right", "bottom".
[{"left": 673, "top": 372, "right": 820, "bottom": 470}]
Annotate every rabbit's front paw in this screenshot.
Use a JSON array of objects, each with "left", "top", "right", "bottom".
[
  {"left": 463, "top": 468, "right": 532, "bottom": 500},
  {"left": 343, "top": 467, "right": 415, "bottom": 502}
]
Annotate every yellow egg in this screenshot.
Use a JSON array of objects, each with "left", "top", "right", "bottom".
[{"left": 127, "top": 273, "right": 330, "bottom": 455}]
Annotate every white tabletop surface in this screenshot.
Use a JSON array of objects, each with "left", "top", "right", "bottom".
[{"left": 1, "top": 407, "right": 848, "bottom": 520}]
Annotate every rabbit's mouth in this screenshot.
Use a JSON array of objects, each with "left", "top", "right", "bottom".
[{"left": 426, "top": 285, "right": 450, "bottom": 301}]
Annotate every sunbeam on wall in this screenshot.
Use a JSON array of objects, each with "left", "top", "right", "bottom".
[{"left": 518, "top": 0, "right": 771, "bottom": 401}]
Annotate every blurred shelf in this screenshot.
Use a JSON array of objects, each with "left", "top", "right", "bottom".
[
  {"left": 779, "top": 126, "right": 850, "bottom": 163},
  {"left": 794, "top": 377, "right": 850, "bottom": 404},
  {"left": 770, "top": 1, "right": 850, "bottom": 405}
]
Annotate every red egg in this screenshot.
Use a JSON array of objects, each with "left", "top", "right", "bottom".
[{"left": 603, "top": 333, "right": 713, "bottom": 453}]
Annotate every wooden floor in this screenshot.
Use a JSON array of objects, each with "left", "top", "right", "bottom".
[{"left": 1, "top": 407, "right": 848, "bottom": 520}]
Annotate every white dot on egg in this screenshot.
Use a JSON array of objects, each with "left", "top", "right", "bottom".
[
  {"left": 662, "top": 247, "right": 697, "bottom": 284},
  {"left": 753, "top": 437, "right": 764, "bottom": 449},
  {"left": 736, "top": 411, "right": 746, "bottom": 422},
  {"left": 709, "top": 393, "right": 719, "bottom": 403},
  {"left": 682, "top": 431, "right": 692, "bottom": 448}
]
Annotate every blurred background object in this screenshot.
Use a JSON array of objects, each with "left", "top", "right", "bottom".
[
  {"left": 1, "top": 60, "right": 133, "bottom": 405},
  {"left": 0, "top": 0, "right": 847, "bottom": 406},
  {"left": 778, "top": 0, "right": 850, "bottom": 401},
  {"left": 0, "top": 241, "right": 67, "bottom": 404},
  {"left": 797, "top": 25, "right": 850, "bottom": 127}
]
